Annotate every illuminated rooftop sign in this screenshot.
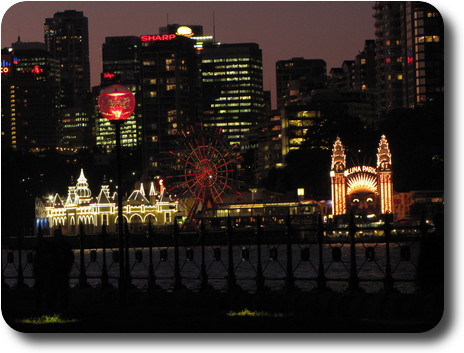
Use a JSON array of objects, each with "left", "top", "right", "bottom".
[
  {"left": 344, "top": 165, "right": 376, "bottom": 177},
  {"left": 140, "top": 34, "right": 177, "bottom": 42},
  {"left": 176, "top": 26, "right": 194, "bottom": 37},
  {"left": 1, "top": 58, "right": 12, "bottom": 74}
]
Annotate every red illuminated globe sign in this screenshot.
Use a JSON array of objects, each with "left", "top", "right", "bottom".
[{"left": 98, "top": 85, "right": 135, "bottom": 122}]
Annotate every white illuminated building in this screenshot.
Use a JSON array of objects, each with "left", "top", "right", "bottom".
[{"left": 36, "top": 169, "right": 178, "bottom": 235}]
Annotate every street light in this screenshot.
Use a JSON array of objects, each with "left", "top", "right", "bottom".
[{"left": 98, "top": 84, "right": 135, "bottom": 309}]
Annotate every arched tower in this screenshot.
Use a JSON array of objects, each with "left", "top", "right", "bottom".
[
  {"left": 75, "top": 168, "right": 92, "bottom": 204},
  {"left": 377, "top": 135, "right": 394, "bottom": 214},
  {"left": 330, "top": 137, "right": 347, "bottom": 216}
]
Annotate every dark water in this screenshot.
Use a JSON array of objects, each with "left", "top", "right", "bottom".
[{"left": 2, "top": 241, "right": 420, "bottom": 293}]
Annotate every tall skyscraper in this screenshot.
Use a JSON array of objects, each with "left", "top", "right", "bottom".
[
  {"left": 275, "top": 58, "right": 326, "bottom": 109},
  {"left": 44, "top": 10, "right": 91, "bottom": 108},
  {"left": 139, "top": 33, "right": 200, "bottom": 176},
  {"left": 402, "top": 2, "right": 443, "bottom": 108},
  {"left": 373, "top": 2, "right": 404, "bottom": 115},
  {"left": 373, "top": 1, "right": 443, "bottom": 116},
  {"left": 1, "top": 40, "right": 60, "bottom": 151},
  {"left": 96, "top": 36, "right": 142, "bottom": 152},
  {"left": 44, "top": 10, "right": 92, "bottom": 149},
  {"left": 353, "top": 40, "right": 377, "bottom": 92},
  {"left": 200, "top": 43, "right": 265, "bottom": 147}
]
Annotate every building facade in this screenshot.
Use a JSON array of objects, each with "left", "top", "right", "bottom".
[
  {"left": 139, "top": 34, "right": 201, "bottom": 176},
  {"left": 330, "top": 135, "right": 394, "bottom": 221},
  {"left": 36, "top": 169, "right": 179, "bottom": 235},
  {"left": 44, "top": 10, "right": 91, "bottom": 109},
  {"left": 275, "top": 58, "right": 326, "bottom": 109},
  {"left": 373, "top": 1, "right": 444, "bottom": 116},
  {"left": 200, "top": 43, "right": 265, "bottom": 147},
  {"left": 44, "top": 10, "right": 93, "bottom": 149},
  {"left": 96, "top": 36, "right": 142, "bottom": 152},
  {"left": 402, "top": 2, "right": 444, "bottom": 108},
  {"left": 1, "top": 41, "right": 61, "bottom": 151}
]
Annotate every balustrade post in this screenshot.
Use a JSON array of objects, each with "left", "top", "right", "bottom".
[
  {"left": 100, "top": 223, "right": 109, "bottom": 288},
  {"left": 317, "top": 214, "right": 327, "bottom": 290},
  {"left": 199, "top": 220, "right": 209, "bottom": 290},
  {"left": 348, "top": 212, "right": 359, "bottom": 291},
  {"left": 383, "top": 213, "right": 394, "bottom": 292},
  {"left": 255, "top": 217, "right": 265, "bottom": 291},
  {"left": 78, "top": 223, "right": 89, "bottom": 288},
  {"left": 147, "top": 221, "right": 157, "bottom": 290},
  {"left": 285, "top": 213, "right": 295, "bottom": 291},
  {"left": 226, "top": 215, "right": 237, "bottom": 291},
  {"left": 123, "top": 221, "right": 133, "bottom": 288},
  {"left": 16, "top": 229, "right": 24, "bottom": 288},
  {"left": 173, "top": 217, "right": 182, "bottom": 290}
]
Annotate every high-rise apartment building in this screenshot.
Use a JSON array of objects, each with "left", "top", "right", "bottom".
[
  {"left": 373, "top": 2, "right": 443, "bottom": 115},
  {"left": 373, "top": 2, "right": 404, "bottom": 115},
  {"left": 275, "top": 58, "right": 326, "bottom": 109},
  {"left": 96, "top": 36, "right": 142, "bottom": 152},
  {"left": 44, "top": 10, "right": 92, "bottom": 149},
  {"left": 402, "top": 2, "right": 444, "bottom": 108},
  {"left": 139, "top": 34, "right": 200, "bottom": 176},
  {"left": 200, "top": 43, "right": 265, "bottom": 147},
  {"left": 1, "top": 41, "right": 60, "bottom": 151},
  {"left": 353, "top": 40, "right": 377, "bottom": 91},
  {"left": 44, "top": 10, "right": 91, "bottom": 108}
]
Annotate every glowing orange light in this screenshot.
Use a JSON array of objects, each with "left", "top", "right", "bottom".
[
  {"left": 98, "top": 85, "right": 135, "bottom": 122},
  {"left": 159, "top": 179, "right": 165, "bottom": 194}
]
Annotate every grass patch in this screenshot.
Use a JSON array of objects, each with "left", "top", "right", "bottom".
[
  {"left": 226, "top": 309, "right": 286, "bottom": 318},
  {"left": 17, "top": 314, "right": 78, "bottom": 325}
]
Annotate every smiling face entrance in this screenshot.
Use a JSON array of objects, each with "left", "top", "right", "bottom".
[
  {"left": 346, "top": 171, "right": 380, "bottom": 219},
  {"left": 347, "top": 188, "right": 378, "bottom": 218}
]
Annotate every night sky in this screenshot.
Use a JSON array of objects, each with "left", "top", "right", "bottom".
[{"left": 1, "top": 1, "right": 376, "bottom": 107}]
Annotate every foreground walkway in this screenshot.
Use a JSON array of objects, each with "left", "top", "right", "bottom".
[{"left": 2, "top": 286, "right": 442, "bottom": 333}]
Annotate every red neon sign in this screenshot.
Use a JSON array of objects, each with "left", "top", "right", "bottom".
[
  {"left": 21, "top": 65, "right": 44, "bottom": 74},
  {"left": 140, "top": 34, "right": 176, "bottom": 42},
  {"left": 31, "top": 65, "right": 43, "bottom": 74},
  {"left": 1, "top": 67, "right": 10, "bottom": 74},
  {"left": 103, "top": 72, "right": 116, "bottom": 79}
]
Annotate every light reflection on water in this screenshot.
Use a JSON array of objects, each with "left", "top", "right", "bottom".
[{"left": 2, "top": 242, "right": 420, "bottom": 293}]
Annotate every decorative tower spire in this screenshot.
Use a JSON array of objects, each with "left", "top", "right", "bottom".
[
  {"left": 330, "top": 137, "right": 347, "bottom": 216},
  {"left": 149, "top": 181, "right": 156, "bottom": 196},
  {"left": 75, "top": 168, "right": 91, "bottom": 204},
  {"left": 331, "top": 136, "right": 346, "bottom": 171},
  {"left": 376, "top": 135, "right": 394, "bottom": 215},
  {"left": 377, "top": 134, "right": 392, "bottom": 170}
]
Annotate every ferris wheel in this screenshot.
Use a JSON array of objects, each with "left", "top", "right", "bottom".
[{"left": 168, "top": 125, "right": 242, "bottom": 220}]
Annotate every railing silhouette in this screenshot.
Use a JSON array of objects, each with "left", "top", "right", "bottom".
[{"left": 2, "top": 214, "right": 430, "bottom": 293}]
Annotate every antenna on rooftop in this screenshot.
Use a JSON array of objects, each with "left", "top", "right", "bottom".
[{"left": 213, "top": 11, "right": 216, "bottom": 42}]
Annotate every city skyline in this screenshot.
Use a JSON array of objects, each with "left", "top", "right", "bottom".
[
  {"left": 2, "top": 1, "right": 376, "bottom": 107},
  {"left": 0, "top": 0, "right": 448, "bottom": 339}
]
